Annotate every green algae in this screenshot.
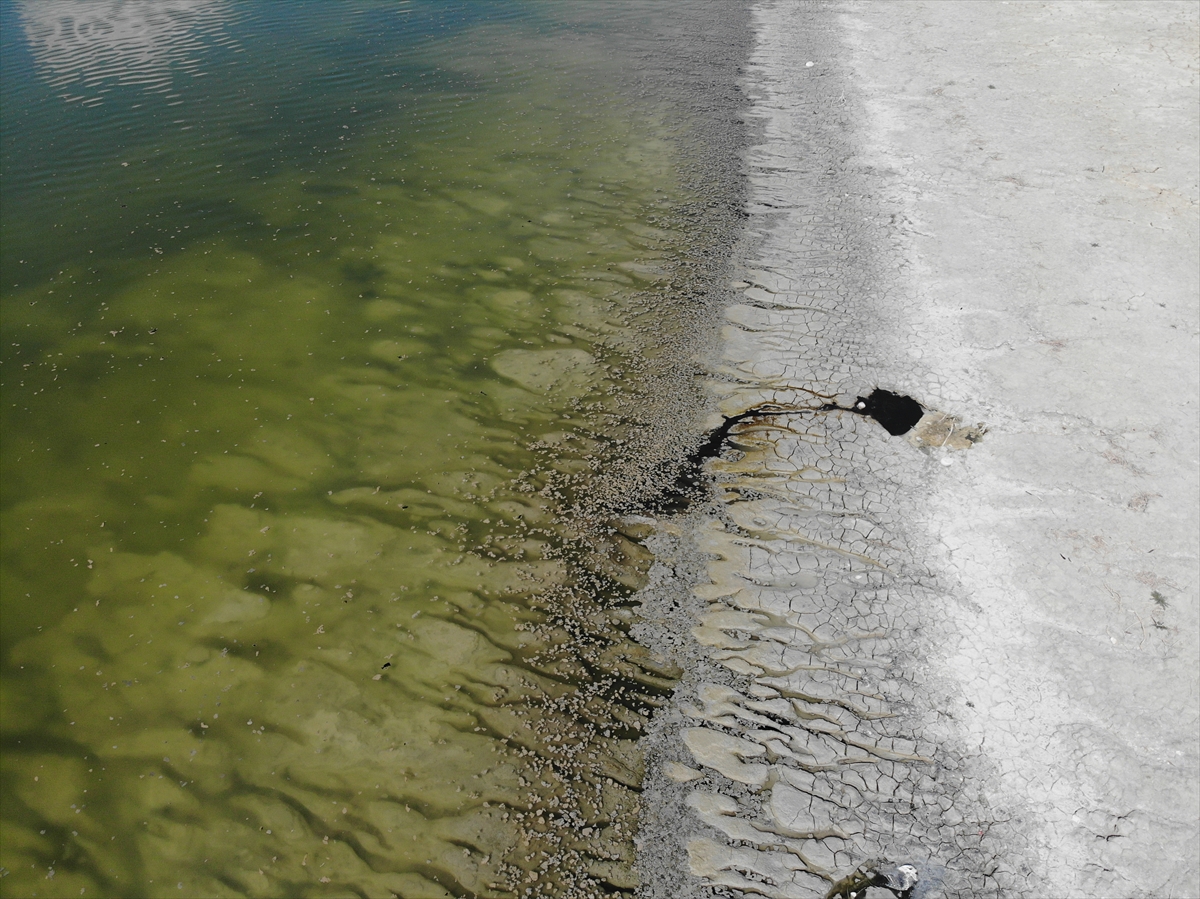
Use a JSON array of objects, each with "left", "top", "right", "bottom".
[{"left": 0, "top": 6, "right": 732, "bottom": 896}]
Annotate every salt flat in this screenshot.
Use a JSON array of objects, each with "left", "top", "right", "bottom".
[{"left": 637, "top": 2, "right": 1199, "bottom": 896}]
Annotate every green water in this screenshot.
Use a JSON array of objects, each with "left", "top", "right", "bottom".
[{"left": 0, "top": 3, "right": 738, "bottom": 896}]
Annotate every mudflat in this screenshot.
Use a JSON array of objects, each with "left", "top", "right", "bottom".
[{"left": 636, "top": 2, "right": 1199, "bottom": 897}]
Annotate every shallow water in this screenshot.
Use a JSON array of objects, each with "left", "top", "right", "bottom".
[{"left": 0, "top": 3, "right": 742, "bottom": 896}]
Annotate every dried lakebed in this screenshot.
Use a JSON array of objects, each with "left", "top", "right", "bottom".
[{"left": 633, "top": 2, "right": 1198, "bottom": 898}]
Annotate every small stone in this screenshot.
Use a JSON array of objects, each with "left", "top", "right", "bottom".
[{"left": 664, "top": 761, "right": 703, "bottom": 783}]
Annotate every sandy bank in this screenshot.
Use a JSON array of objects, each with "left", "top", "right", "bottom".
[{"left": 636, "top": 2, "right": 1198, "bottom": 897}]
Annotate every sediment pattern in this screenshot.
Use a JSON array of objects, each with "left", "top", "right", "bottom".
[
  {"left": 677, "top": 408, "right": 993, "bottom": 897},
  {"left": 636, "top": 4, "right": 1021, "bottom": 897}
]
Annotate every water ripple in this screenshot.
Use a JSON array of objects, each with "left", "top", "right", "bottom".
[{"left": 17, "top": 0, "right": 242, "bottom": 103}]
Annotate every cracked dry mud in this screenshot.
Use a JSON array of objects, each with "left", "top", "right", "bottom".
[{"left": 635, "top": 2, "right": 1199, "bottom": 898}]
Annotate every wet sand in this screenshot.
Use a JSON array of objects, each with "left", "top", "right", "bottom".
[{"left": 636, "top": 2, "right": 1198, "bottom": 897}]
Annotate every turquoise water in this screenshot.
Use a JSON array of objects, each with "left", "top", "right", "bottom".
[{"left": 0, "top": 3, "right": 737, "bottom": 896}]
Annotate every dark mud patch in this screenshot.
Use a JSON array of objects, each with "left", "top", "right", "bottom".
[
  {"left": 647, "top": 388, "right": 925, "bottom": 513},
  {"left": 853, "top": 388, "right": 925, "bottom": 436}
]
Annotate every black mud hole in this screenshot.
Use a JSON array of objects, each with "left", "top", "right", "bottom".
[{"left": 854, "top": 388, "right": 923, "bottom": 436}]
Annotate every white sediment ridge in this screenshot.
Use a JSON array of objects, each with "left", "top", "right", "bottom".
[{"left": 636, "top": 2, "right": 1199, "bottom": 897}]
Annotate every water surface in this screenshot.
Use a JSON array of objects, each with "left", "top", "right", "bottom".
[{"left": 1, "top": 2, "right": 743, "bottom": 896}]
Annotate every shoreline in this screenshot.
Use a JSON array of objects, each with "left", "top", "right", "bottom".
[{"left": 636, "top": 2, "right": 1199, "bottom": 897}]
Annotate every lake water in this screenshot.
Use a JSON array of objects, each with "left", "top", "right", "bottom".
[{"left": 0, "top": 2, "right": 745, "bottom": 896}]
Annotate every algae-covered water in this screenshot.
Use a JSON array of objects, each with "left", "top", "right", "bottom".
[{"left": 0, "top": 2, "right": 743, "bottom": 896}]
